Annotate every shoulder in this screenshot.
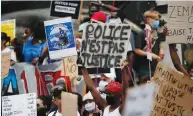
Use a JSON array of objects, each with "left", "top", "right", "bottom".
[
  {"left": 2, "top": 47, "right": 11, "bottom": 53},
  {"left": 48, "top": 111, "right": 54, "bottom": 116}
]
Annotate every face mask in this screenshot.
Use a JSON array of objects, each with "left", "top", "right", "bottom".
[
  {"left": 99, "top": 80, "right": 109, "bottom": 92},
  {"left": 100, "top": 93, "right": 106, "bottom": 100},
  {"left": 152, "top": 20, "right": 160, "bottom": 29},
  {"left": 106, "top": 96, "right": 116, "bottom": 105},
  {"left": 85, "top": 102, "right": 95, "bottom": 112}
]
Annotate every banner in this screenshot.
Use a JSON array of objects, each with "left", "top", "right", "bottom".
[
  {"left": 166, "top": 2, "right": 193, "bottom": 43},
  {"left": 61, "top": 92, "right": 78, "bottom": 116},
  {"left": 1, "top": 19, "right": 16, "bottom": 41},
  {"left": 1, "top": 52, "right": 11, "bottom": 79},
  {"left": 151, "top": 63, "right": 193, "bottom": 116},
  {"left": 124, "top": 83, "right": 156, "bottom": 116},
  {"left": 44, "top": 17, "right": 77, "bottom": 59},
  {"left": 81, "top": 23, "right": 131, "bottom": 68},
  {"left": 50, "top": 1, "right": 81, "bottom": 19},
  {"left": 2, "top": 93, "right": 36, "bottom": 116}
]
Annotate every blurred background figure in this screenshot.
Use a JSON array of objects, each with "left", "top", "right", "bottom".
[{"left": 37, "top": 95, "right": 52, "bottom": 116}]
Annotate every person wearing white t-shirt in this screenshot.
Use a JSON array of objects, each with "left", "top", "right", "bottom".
[
  {"left": 48, "top": 84, "right": 80, "bottom": 116},
  {"left": 1, "top": 32, "right": 18, "bottom": 96}
]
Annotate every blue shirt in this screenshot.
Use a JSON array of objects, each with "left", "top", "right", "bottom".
[{"left": 22, "top": 37, "right": 47, "bottom": 63}]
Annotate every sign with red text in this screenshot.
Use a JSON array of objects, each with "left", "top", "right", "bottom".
[
  {"left": 167, "top": 1, "right": 193, "bottom": 43},
  {"left": 151, "top": 63, "right": 193, "bottom": 116},
  {"left": 81, "top": 23, "right": 131, "bottom": 68}
]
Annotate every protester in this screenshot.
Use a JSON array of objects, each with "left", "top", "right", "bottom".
[
  {"left": 48, "top": 84, "right": 80, "bottom": 116},
  {"left": 134, "top": 10, "right": 166, "bottom": 83},
  {"left": 37, "top": 95, "right": 52, "bottom": 116},
  {"left": 22, "top": 21, "right": 48, "bottom": 65},
  {"left": 78, "top": 56, "right": 131, "bottom": 116},
  {"left": 1, "top": 32, "right": 19, "bottom": 96},
  {"left": 82, "top": 92, "right": 101, "bottom": 116}
]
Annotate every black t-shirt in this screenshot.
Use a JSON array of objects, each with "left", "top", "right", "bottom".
[{"left": 134, "top": 30, "right": 165, "bottom": 71}]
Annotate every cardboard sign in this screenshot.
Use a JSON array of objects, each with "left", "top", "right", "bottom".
[
  {"left": 81, "top": 23, "right": 131, "bottom": 68},
  {"left": 151, "top": 63, "right": 193, "bottom": 116},
  {"left": 124, "top": 83, "right": 156, "bottom": 116},
  {"left": 50, "top": 1, "right": 81, "bottom": 19},
  {"left": 2, "top": 93, "right": 37, "bottom": 116},
  {"left": 1, "top": 52, "right": 11, "bottom": 79},
  {"left": 1, "top": 19, "right": 16, "bottom": 41},
  {"left": 61, "top": 92, "right": 78, "bottom": 116},
  {"left": 166, "top": 2, "right": 193, "bottom": 43},
  {"left": 44, "top": 17, "right": 77, "bottom": 59}
]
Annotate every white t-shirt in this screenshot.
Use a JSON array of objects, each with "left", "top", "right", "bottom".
[
  {"left": 103, "top": 105, "right": 121, "bottom": 116},
  {"left": 48, "top": 110, "right": 80, "bottom": 116},
  {"left": 2, "top": 47, "right": 17, "bottom": 69}
]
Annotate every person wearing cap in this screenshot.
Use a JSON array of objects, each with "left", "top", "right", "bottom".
[
  {"left": 82, "top": 92, "right": 100, "bottom": 116},
  {"left": 1, "top": 32, "right": 19, "bottom": 96},
  {"left": 79, "top": 58, "right": 130, "bottom": 116},
  {"left": 48, "top": 84, "right": 80, "bottom": 116}
]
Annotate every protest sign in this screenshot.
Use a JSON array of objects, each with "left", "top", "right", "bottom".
[
  {"left": 81, "top": 23, "right": 131, "bottom": 68},
  {"left": 61, "top": 92, "right": 78, "bottom": 116},
  {"left": 50, "top": 1, "right": 81, "bottom": 19},
  {"left": 166, "top": 1, "right": 193, "bottom": 43},
  {"left": 2, "top": 93, "right": 36, "bottom": 116},
  {"left": 124, "top": 83, "right": 156, "bottom": 116},
  {"left": 44, "top": 17, "right": 77, "bottom": 59},
  {"left": 1, "top": 52, "right": 11, "bottom": 79},
  {"left": 151, "top": 63, "right": 193, "bottom": 116},
  {"left": 1, "top": 19, "right": 16, "bottom": 41}
]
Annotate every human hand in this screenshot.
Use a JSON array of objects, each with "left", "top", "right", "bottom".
[
  {"left": 120, "top": 60, "right": 129, "bottom": 70},
  {"left": 31, "top": 57, "right": 39, "bottom": 65},
  {"left": 151, "top": 53, "right": 161, "bottom": 62},
  {"left": 159, "top": 48, "right": 165, "bottom": 60}
]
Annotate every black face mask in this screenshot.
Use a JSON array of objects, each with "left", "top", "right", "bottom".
[
  {"left": 106, "top": 96, "right": 116, "bottom": 105},
  {"left": 37, "top": 107, "right": 47, "bottom": 116}
]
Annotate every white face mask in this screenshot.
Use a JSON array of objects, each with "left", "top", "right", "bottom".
[
  {"left": 85, "top": 102, "right": 95, "bottom": 112},
  {"left": 99, "top": 80, "right": 109, "bottom": 92},
  {"left": 100, "top": 93, "right": 106, "bottom": 100}
]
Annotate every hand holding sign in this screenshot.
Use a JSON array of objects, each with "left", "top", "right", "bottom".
[{"left": 1, "top": 52, "right": 11, "bottom": 79}]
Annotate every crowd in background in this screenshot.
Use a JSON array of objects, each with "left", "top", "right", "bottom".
[{"left": 1, "top": 1, "right": 193, "bottom": 116}]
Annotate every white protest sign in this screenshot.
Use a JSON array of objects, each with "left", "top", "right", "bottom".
[
  {"left": 44, "top": 17, "right": 77, "bottom": 59},
  {"left": 166, "top": 1, "right": 193, "bottom": 43},
  {"left": 124, "top": 83, "right": 156, "bottom": 116},
  {"left": 2, "top": 93, "right": 37, "bottom": 116},
  {"left": 81, "top": 23, "right": 131, "bottom": 68}
]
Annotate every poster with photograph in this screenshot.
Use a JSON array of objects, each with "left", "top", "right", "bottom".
[{"left": 44, "top": 17, "right": 77, "bottom": 59}]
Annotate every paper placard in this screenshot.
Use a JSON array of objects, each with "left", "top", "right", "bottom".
[
  {"left": 2, "top": 93, "right": 37, "bottom": 116},
  {"left": 44, "top": 17, "right": 77, "bottom": 59},
  {"left": 81, "top": 23, "right": 131, "bottom": 68},
  {"left": 124, "top": 83, "right": 156, "bottom": 116},
  {"left": 166, "top": 1, "right": 193, "bottom": 43},
  {"left": 1, "top": 52, "right": 11, "bottom": 79},
  {"left": 61, "top": 92, "right": 78, "bottom": 116},
  {"left": 151, "top": 63, "right": 193, "bottom": 116},
  {"left": 1, "top": 19, "right": 16, "bottom": 41},
  {"left": 50, "top": 1, "right": 81, "bottom": 19}
]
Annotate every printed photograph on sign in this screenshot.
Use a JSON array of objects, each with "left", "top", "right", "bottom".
[{"left": 44, "top": 17, "right": 77, "bottom": 59}]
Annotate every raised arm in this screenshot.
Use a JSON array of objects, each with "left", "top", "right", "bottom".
[
  {"left": 169, "top": 44, "right": 190, "bottom": 77},
  {"left": 119, "top": 61, "right": 130, "bottom": 113},
  {"left": 81, "top": 67, "right": 108, "bottom": 110}
]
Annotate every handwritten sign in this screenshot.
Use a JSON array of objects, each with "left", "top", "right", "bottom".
[
  {"left": 167, "top": 1, "right": 193, "bottom": 43},
  {"left": 1, "top": 19, "right": 16, "bottom": 41},
  {"left": 61, "top": 92, "right": 78, "bottom": 116},
  {"left": 151, "top": 63, "right": 193, "bottom": 116},
  {"left": 50, "top": 1, "right": 81, "bottom": 19},
  {"left": 2, "top": 93, "right": 37, "bottom": 116},
  {"left": 1, "top": 52, "right": 11, "bottom": 79},
  {"left": 81, "top": 23, "right": 131, "bottom": 68},
  {"left": 124, "top": 83, "right": 156, "bottom": 116}
]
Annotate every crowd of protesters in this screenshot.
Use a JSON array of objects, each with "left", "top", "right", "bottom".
[{"left": 1, "top": 1, "right": 193, "bottom": 116}]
